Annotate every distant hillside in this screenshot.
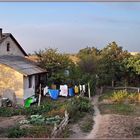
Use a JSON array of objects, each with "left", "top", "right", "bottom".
[
  {"left": 68, "top": 54, "right": 80, "bottom": 64},
  {"left": 130, "top": 52, "right": 140, "bottom": 56},
  {"left": 27, "top": 54, "right": 80, "bottom": 64},
  {"left": 26, "top": 55, "right": 38, "bottom": 62}
]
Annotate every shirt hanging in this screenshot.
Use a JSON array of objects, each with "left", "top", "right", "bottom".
[
  {"left": 74, "top": 86, "right": 79, "bottom": 94},
  {"left": 59, "top": 85, "right": 68, "bottom": 97}
]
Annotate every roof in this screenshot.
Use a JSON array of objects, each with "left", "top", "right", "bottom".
[
  {"left": 0, "top": 33, "right": 28, "bottom": 56},
  {"left": 0, "top": 55, "right": 47, "bottom": 76}
]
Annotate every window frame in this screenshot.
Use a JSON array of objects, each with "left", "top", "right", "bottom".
[
  {"left": 28, "top": 76, "right": 32, "bottom": 88},
  {"left": 6, "top": 42, "right": 10, "bottom": 52}
]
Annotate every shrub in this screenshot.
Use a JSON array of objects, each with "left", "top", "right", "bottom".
[
  {"left": 66, "top": 96, "right": 93, "bottom": 122},
  {"left": 7, "top": 125, "right": 27, "bottom": 138},
  {"left": 80, "top": 115, "right": 94, "bottom": 132},
  {"left": 109, "top": 90, "right": 139, "bottom": 103},
  {"left": 127, "top": 93, "right": 138, "bottom": 103},
  {"left": 0, "top": 102, "right": 54, "bottom": 117}
]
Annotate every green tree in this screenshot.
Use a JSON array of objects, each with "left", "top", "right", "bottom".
[
  {"left": 35, "top": 48, "right": 74, "bottom": 84},
  {"left": 98, "top": 41, "right": 130, "bottom": 87},
  {"left": 122, "top": 54, "right": 140, "bottom": 86}
]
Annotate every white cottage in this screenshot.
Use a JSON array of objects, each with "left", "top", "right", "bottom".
[{"left": 0, "top": 28, "right": 47, "bottom": 105}]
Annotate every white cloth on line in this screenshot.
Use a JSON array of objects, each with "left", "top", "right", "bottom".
[
  {"left": 82, "top": 85, "right": 86, "bottom": 92},
  {"left": 59, "top": 85, "right": 68, "bottom": 97},
  {"left": 43, "top": 86, "right": 48, "bottom": 96},
  {"left": 79, "top": 85, "right": 82, "bottom": 92}
]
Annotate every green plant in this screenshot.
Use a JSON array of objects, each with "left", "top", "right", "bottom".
[
  {"left": 7, "top": 125, "right": 27, "bottom": 138},
  {"left": 66, "top": 96, "right": 93, "bottom": 123},
  {"left": 99, "top": 90, "right": 114, "bottom": 101},
  {"left": 127, "top": 93, "right": 138, "bottom": 103},
  {"left": 27, "top": 125, "right": 52, "bottom": 138},
  {"left": 80, "top": 116, "right": 94, "bottom": 132},
  {"left": 59, "top": 126, "right": 72, "bottom": 138},
  {"left": 111, "top": 90, "right": 128, "bottom": 103}
]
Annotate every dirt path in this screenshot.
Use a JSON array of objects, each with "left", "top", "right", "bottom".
[
  {"left": 86, "top": 95, "right": 101, "bottom": 139},
  {"left": 0, "top": 115, "right": 25, "bottom": 129},
  {"left": 85, "top": 95, "right": 140, "bottom": 139}
]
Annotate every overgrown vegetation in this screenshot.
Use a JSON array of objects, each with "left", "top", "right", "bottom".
[
  {"left": 7, "top": 125, "right": 53, "bottom": 138},
  {"left": 1, "top": 96, "right": 93, "bottom": 138},
  {"left": 66, "top": 96, "right": 93, "bottom": 123},
  {"left": 99, "top": 90, "right": 140, "bottom": 115},
  {"left": 99, "top": 103, "right": 135, "bottom": 115},
  {"left": 79, "top": 115, "right": 94, "bottom": 132},
  {"left": 7, "top": 125, "right": 28, "bottom": 138},
  {"left": 99, "top": 90, "right": 139, "bottom": 103}
]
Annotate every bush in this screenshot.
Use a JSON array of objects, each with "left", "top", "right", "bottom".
[
  {"left": 80, "top": 115, "right": 94, "bottom": 132},
  {"left": 111, "top": 90, "right": 128, "bottom": 103},
  {"left": 99, "top": 90, "right": 139, "bottom": 104},
  {"left": 7, "top": 125, "right": 27, "bottom": 138},
  {"left": 66, "top": 96, "right": 93, "bottom": 122},
  {"left": 7, "top": 125, "right": 52, "bottom": 138},
  {"left": 127, "top": 93, "right": 138, "bottom": 103},
  {"left": 0, "top": 101, "right": 54, "bottom": 117}
]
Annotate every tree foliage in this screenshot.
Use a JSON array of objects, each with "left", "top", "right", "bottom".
[{"left": 35, "top": 48, "right": 74, "bottom": 83}]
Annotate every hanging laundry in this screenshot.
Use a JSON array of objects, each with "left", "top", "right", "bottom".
[
  {"left": 43, "top": 86, "right": 48, "bottom": 96},
  {"left": 83, "top": 85, "right": 86, "bottom": 93},
  {"left": 74, "top": 86, "right": 79, "bottom": 94},
  {"left": 68, "top": 88, "right": 74, "bottom": 97},
  {"left": 59, "top": 85, "right": 68, "bottom": 97},
  {"left": 48, "top": 89, "right": 59, "bottom": 100},
  {"left": 79, "top": 85, "right": 83, "bottom": 92}
]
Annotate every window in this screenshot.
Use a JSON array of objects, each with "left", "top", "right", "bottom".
[
  {"left": 7, "top": 43, "right": 10, "bottom": 52},
  {"left": 28, "top": 76, "right": 32, "bottom": 88}
]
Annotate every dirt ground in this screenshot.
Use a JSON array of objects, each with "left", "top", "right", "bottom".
[
  {"left": 0, "top": 115, "right": 25, "bottom": 137},
  {"left": 92, "top": 114, "right": 140, "bottom": 139},
  {"left": 69, "top": 95, "right": 140, "bottom": 139}
]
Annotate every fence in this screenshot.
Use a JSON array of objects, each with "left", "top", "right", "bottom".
[
  {"left": 102, "top": 86, "right": 140, "bottom": 94},
  {"left": 51, "top": 110, "right": 69, "bottom": 138}
]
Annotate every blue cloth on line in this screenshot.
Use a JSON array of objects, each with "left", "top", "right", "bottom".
[
  {"left": 48, "top": 89, "right": 59, "bottom": 100},
  {"left": 68, "top": 88, "right": 74, "bottom": 96}
]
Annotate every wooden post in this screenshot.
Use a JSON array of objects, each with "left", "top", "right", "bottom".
[
  {"left": 138, "top": 88, "right": 140, "bottom": 93},
  {"left": 88, "top": 82, "right": 91, "bottom": 99},
  {"left": 38, "top": 84, "right": 42, "bottom": 106}
]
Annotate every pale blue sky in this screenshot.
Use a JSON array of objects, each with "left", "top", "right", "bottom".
[{"left": 0, "top": 2, "right": 140, "bottom": 53}]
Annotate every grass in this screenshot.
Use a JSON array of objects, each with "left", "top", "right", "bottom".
[
  {"left": 99, "top": 103, "right": 135, "bottom": 115},
  {"left": 79, "top": 114, "right": 94, "bottom": 133},
  {"left": 7, "top": 125, "right": 28, "bottom": 138},
  {"left": 7, "top": 124, "right": 53, "bottom": 138},
  {"left": 58, "top": 126, "right": 73, "bottom": 138},
  {"left": 98, "top": 89, "right": 140, "bottom": 115},
  {"left": 99, "top": 90, "right": 114, "bottom": 102}
]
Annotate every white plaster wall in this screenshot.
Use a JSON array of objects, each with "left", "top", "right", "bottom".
[
  {"left": 0, "top": 36, "right": 25, "bottom": 57},
  {"left": 23, "top": 75, "right": 35, "bottom": 100}
]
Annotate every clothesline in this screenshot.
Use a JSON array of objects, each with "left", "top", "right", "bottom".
[{"left": 43, "top": 84, "right": 87, "bottom": 100}]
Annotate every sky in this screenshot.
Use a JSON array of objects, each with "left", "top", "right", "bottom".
[{"left": 0, "top": 2, "right": 140, "bottom": 54}]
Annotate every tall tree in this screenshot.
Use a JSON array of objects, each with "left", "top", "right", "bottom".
[
  {"left": 35, "top": 48, "right": 74, "bottom": 84},
  {"left": 98, "top": 41, "right": 130, "bottom": 87}
]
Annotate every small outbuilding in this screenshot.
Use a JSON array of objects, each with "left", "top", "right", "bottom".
[{"left": 0, "top": 28, "right": 47, "bottom": 105}]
